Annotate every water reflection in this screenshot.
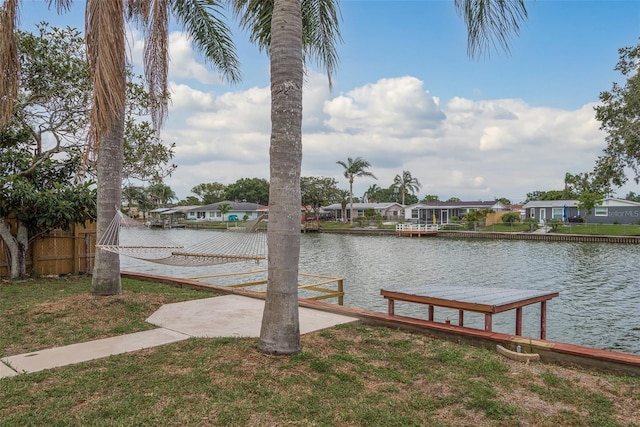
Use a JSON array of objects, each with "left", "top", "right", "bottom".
[{"left": 119, "top": 229, "right": 640, "bottom": 355}]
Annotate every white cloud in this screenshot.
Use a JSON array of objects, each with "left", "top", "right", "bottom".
[{"left": 157, "top": 75, "right": 609, "bottom": 204}]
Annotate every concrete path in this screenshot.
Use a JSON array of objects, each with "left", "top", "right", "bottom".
[{"left": 1, "top": 295, "right": 358, "bottom": 378}]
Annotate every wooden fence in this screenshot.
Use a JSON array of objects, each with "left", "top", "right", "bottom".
[{"left": 0, "top": 221, "right": 97, "bottom": 278}]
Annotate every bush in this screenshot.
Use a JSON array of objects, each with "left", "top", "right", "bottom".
[{"left": 501, "top": 212, "right": 520, "bottom": 223}]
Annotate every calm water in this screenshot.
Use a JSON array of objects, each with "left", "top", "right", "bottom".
[{"left": 119, "top": 229, "right": 640, "bottom": 355}]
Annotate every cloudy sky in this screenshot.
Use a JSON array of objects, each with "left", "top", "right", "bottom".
[{"left": 22, "top": 1, "right": 640, "bottom": 203}]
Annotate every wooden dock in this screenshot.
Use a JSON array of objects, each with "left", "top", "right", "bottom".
[
  {"left": 395, "top": 223, "right": 438, "bottom": 237},
  {"left": 380, "top": 285, "right": 559, "bottom": 339}
]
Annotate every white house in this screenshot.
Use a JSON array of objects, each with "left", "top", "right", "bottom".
[
  {"left": 322, "top": 202, "right": 404, "bottom": 221},
  {"left": 404, "top": 201, "right": 509, "bottom": 224},
  {"left": 186, "top": 201, "right": 266, "bottom": 222}
]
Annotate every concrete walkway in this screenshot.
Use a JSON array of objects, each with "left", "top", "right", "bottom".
[{"left": 0, "top": 295, "right": 358, "bottom": 378}]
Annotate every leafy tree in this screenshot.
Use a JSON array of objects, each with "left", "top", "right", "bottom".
[
  {"left": 0, "top": 23, "right": 95, "bottom": 279},
  {"left": 593, "top": 41, "right": 640, "bottom": 189},
  {"left": 421, "top": 194, "right": 441, "bottom": 203},
  {"left": 301, "top": 176, "right": 340, "bottom": 212},
  {"left": 577, "top": 191, "right": 604, "bottom": 224},
  {"left": 224, "top": 178, "right": 270, "bottom": 205},
  {"left": 191, "top": 182, "right": 226, "bottom": 205},
  {"left": 177, "top": 195, "right": 202, "bottom": 206},
  {"left": 218, "top": 203, "right": 231, "bottom": 221},
  {"left": 337, "top": 157, "right": 377, "bottom": 225},
  {"left": 624, "top": 191, "right": 640, "bottom": 202},
  {"left": 0, "top": 141, "right": 96, "bottom": 278},
  {"left": 392, "top": 170, "right": 422, "bottom": 205},
  {"left": 524, "top": 190, "right": 566, "bottom": 203},
  {"left": 495, "top": 197, "right": 511, "bottom": 205},
  {"left": 447, "top": 197, "right": 462, "bottom": 202}
]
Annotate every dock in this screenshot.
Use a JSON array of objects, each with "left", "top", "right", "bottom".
[
  {"left": 395, "top": 223, "right": 438, "bottom": 237},
  {"left": 380, "top": 285, "right": 559, "bottom": 339}
]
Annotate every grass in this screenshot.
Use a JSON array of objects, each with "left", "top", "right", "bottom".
[
  {"left": 554, "top": 223, "right": 640, "bottom": 236},
  {"left": 2, "top": 276, "right": 639, "bottom": 426}
]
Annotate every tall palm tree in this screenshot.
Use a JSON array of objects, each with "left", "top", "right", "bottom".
[
  {"left": 86, "top": 0, "right": 240, "bottom": 296},
  {"left": 218, "top": 202, "right": 231, "bottom": 221},
  {"left": 233, "top": 0, "right": 342, "bottom": 354},
  {"left": 337, "top": 157, "right": 377, "bottom": 225},
  {"left": 393, "top": 170, "right": 422, "bottom": 206},
  {"left": 238, "top": 0, "right": 528, "bottom": 353}
]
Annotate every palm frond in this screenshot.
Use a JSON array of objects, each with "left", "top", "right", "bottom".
[
  {"left": 0, "top": 0, "right": 19, "bottom": 127},
  {"left": 85, "top": 0, "right": 127, "bottom": 154},
  {"left": 47, "top": 0, "right": 73, "bottom": 13},
  {"left": 454, "top": 0, "right": 528, "bottom": 59},
  {"left": 128, "top": 0, "right": 170, "bottom": 130},
  {"left": 232, "top": 0, "right": 341, "bottom": 89},
  {"left": 172, "top": 0, "right": 241, "bottom": 84},
  {"left": 301, "top": 0, "right": 342, "bottom": 89}
]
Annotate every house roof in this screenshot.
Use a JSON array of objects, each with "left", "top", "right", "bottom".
[
  {"left": 406, "top": 201, "right": 507, "bottom": 210},
  {"left": 522, "top": 198, "right": 640, "bottom": 209},
  {"left": 323, "top": 203, "right": 403, "bottom": 210},
  {"left": 522, "top": 200, "right": 579, "bottom": 208},
  {"left": 189, "top": 201, "right": 265, "bottom": 212}
]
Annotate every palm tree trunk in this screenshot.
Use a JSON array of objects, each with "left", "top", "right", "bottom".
[
  {"left": 349, "top": 180, "right": 354, "bottom": 225},
  {"left": 92, "top": 109, "right": 125, "bottom": 296},
  {"left": 259, "top": 0, "right": 303, "bottom": 354}
]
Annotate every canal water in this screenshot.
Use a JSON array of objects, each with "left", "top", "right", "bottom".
[{"left": 119, "top": 228, "right": 640, "bottom": 355}]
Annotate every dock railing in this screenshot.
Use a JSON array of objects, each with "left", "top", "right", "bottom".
[
  {"left": 186, "top": 269, "right": 344, "bottom": 305},
  {"left": 395, "top": 223, "right": 439, "bottom": 236}
]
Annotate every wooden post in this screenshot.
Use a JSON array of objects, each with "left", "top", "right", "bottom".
[
  {"left": 540, "top": 301, "right": 547, "bottom": 339},
  {"left": 337, "top": 279, "right": 344, "bottom": 306},
  {"left": 515, "top": 307, "right": 523, "bottom": 336},
  {"left": 484, "top": 314, "right": 492, "bottom": 332},
  {"left": 388, "top": 299, "right": 395, "bottom": 316},
  {"left": 428, "top": 305, "right": 434, "bottom": 322},
  {"left": 458, "top": 310, "right": 464, "bottom": 327}
]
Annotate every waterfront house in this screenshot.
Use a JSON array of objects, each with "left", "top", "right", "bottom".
[
  {"left": 186, "top": 201, "right": 265, "bottom": 222},
  {"left": 523, "top": 198, "right": 640, "bottom": 224},
  {"left": 322, "top": 202, "right": 404, "bottom": 222},
  {"left": 147, "top": 206, "right": 198, "bottom": 228},
  {"left": 404, "top": 201, "right": 509, "bottom": 224}
]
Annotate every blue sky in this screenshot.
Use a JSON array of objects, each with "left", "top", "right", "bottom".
[{"left": 19, "top": 0, "right": 640, "bottom": 203}]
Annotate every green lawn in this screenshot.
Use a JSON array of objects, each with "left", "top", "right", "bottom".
[
  {"left": 1, "top": 277, "right": 639, "bottom": 426},
  {"left": 554, "top": 223, "right": 640, "bottom": 236}
]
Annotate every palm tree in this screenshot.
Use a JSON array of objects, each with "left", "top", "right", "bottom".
[
  {"left": 233, "top": 0, "right": 341, "bottom": 354},
  {"left": 240, "top": 0, "right": 527, "bottom": 353},
  {"left": 337, "top": 157, "right": 377, "bottom": 225},
  {"left": 86, "top": 0, "right": 240, "bottom": 296},
  {"left": 393, "top": 170, "right": 422, "bottom": 206},
  {"left": 218, "top": 202, "right": 231, "bottom": 221},
  {"left": 363, "top": 184, "right": 381, "bottom": 203}
]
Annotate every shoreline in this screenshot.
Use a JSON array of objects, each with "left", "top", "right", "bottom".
[
  {"left": 318, "top": 227, "right": 640, "bottom": 244},
  {"left": 122, "top": 270, "right": 640, "bottom": 376}
]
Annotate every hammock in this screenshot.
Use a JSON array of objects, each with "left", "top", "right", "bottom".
[{"left": 96, "top": 210, "right": 267, "bottom": 266}]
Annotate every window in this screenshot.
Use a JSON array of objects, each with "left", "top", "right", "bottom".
[
  {"left": 196, "top": 211, "right": 205, "bottom": 219},
  {"left": 595, "top": 207, "right": 608, "bottom": 216},
  {"left": 411, "top": 209, "right": 418, "bottom": 219},
  {"left": 552, "top": 208, "right": 564, "bottom": 219}
]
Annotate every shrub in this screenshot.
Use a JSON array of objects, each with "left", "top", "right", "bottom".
[{"left": 501, "top": 212, "right": 520, "bottom": 223}]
